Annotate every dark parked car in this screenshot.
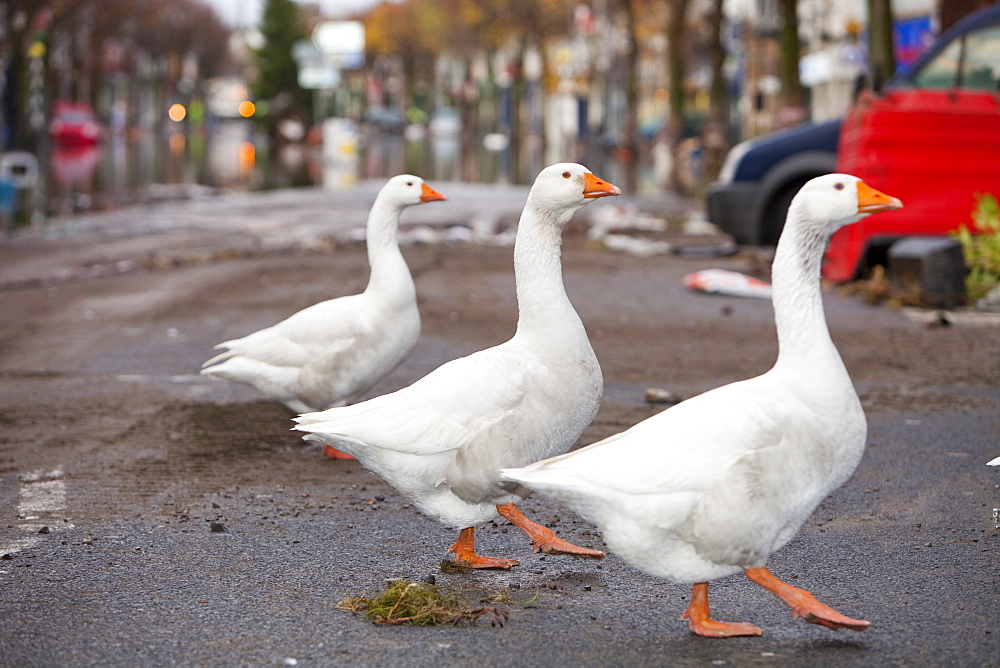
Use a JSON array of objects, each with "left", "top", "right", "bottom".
[
  {"left": 706, "top": 118, "right": 840, "bottom": 246},
  {"left": 707, "top": 3, "right": 1000, "bottom": 269}
]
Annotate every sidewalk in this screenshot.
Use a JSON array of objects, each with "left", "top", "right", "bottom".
[{"left": 0, "top": 180, "right": 700, "bottom": 290}]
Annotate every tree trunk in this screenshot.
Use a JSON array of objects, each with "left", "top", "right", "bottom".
[
  {"left": 665, "top": 0, "right": 690, "bottom": 190},
  {"left": 618, "top": 0, "right": 639, "bottom": 157},
  {"left": 703, "top": 0, "right": 728, "bottom": 182},
  {"left": 666, "top": 0, "right": 689, "bottom": 139},
  {"left": 778, "top": 0, "right": 805, "bottom": 120},
  {"left": 866, "top": 0, "right": 896, "bottom": 90}
]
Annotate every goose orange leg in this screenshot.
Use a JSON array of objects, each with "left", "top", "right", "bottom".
[
  {"left": 682, "top": 582, "right": 764, "bottom": 637},
  {"left": 745, "top": 567, "right": 870, "bottom": 631},
  {"left": 495, "top": 504, "right": 605, "bottom": 559},
  {"left": 322, "top": 445, "right": 355, "bottom": 460},
  {"left": 447, "top": 527, "right": 519, "bottom": 570}
]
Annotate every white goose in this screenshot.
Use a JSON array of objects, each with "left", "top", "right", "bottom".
[
  {"left": 294, "top": 163, "right": 620, "bottom": 568},
  {"left": 503, "top": 174, "right": 902, "bottom": 636},
  {"left": 202, "top": 175, "right": 446, "bottom": 428}
]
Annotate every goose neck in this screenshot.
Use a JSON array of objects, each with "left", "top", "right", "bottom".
[
  {"left": 513, "top": 202, "right": 577, "bottom": 334},
  {"left": 770, "top": 212, "right": 838, "bottom": 368},
  {"left": 363, "top": 199, "right": 411, "bottom": 297},
  {"left": 365, "top": 198, "right": 402, "bottom": 259}
]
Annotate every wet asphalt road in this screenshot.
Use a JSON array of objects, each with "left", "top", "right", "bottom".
[
  {"left": 0, "top": 181, "right": 998, "bottom": 666},
  {"left": 2, "top": 409, "right": 997, "bottom": 666}
]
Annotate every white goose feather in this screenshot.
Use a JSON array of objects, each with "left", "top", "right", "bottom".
[
  {"left": 294, "top": 163, "right": 620, "bottom": 566},
  {"left": 201, "top": 175, "right": 445, "bottom": 413},
  {"left": 503, "top": 174, "right": 903, "bottom": 635}
]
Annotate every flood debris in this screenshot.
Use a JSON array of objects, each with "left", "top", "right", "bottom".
[
  {"left": 683, "top": 268, "right": 773, "bottom": 299},
  {"left": 336, "top": 579, "right": 512, "bottom": 627},
  {"left": 587, "top": 203, "right": 668, "bottom": 240},
  {"left": 643, "top": 387, "right": 684, "bottom": 405},
  {"left": 838, "top": 265, "right": 919, "bottom": 307},
  {"left": 600, "top": 234, "right": 672, "bottom": 257},
  {"left": 978, "top": 285, "right": 1000, "bottom": 312}
]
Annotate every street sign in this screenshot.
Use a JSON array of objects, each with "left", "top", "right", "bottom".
[{"left": 312, "top": 20, "right": 365, "bottom": 70}]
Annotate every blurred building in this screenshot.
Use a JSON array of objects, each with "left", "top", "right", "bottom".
[{"left": 728, "top": 0, "right": 938, "bottom": 136}]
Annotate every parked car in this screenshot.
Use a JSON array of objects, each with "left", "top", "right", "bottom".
[
  {"left": 826, "top": 4, "right": 1000, "bottom": 281},
  {"left": 707, "top": 4, "right": 1000, "bottom": 280},
  {"left": 707, "top": 118, "right": 840, "bottom": 246},
  {"left": 49, "top": 100, "right": 103, "bottom": 146}
]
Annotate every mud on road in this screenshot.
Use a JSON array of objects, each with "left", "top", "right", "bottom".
[{"left": 0, "top": 199, "right": 997, "bottom": 666}]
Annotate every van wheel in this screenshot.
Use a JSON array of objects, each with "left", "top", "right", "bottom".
[{"left": 761, "top": 179, "right": 810, "bottom": 246}]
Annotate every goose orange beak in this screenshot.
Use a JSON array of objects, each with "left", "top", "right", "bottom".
[
  {"left": 421, "top": 183, "right": 447, "bottom": 202},
  {"left": 857, "top": 181, "right": 902, "bottom": 214},
  {"left": 583, "top": 172, "right": 622, "bottom": 198}
]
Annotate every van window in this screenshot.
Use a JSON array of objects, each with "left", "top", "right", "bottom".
[{"left": 912, "top": 26, "right": 1000, "bottom": 90}]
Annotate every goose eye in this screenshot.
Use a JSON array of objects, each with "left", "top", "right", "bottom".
[
  {"left": 834, "top": 182, "right": 845, "bottom": 190},
  {"left": 406, "top": 181, "right": 414, "bottom": 187},
  {"left": 562, "top": 172, "right": 571, "bottom": 179}
]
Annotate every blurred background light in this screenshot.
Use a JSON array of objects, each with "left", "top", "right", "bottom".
[{"left": 168, "top": 104, "right": 187, "bottom": 122}]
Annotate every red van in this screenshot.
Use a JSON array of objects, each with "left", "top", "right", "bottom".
[{"left": 825, "top": 5, "right": 1000, "bottom": 281}]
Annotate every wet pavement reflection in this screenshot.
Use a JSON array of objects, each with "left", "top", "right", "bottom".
[{"left": 12, "top": 118, "right": 675, "bottom": 226}]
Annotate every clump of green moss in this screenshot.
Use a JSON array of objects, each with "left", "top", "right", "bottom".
[{"left": 336, "top": 579, "right": 511, "bottom": 627}]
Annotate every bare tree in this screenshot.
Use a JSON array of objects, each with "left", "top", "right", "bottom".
[
  {"left": 866, "top": 0, "right": 895, "bottom": 89},
  {"left": 665, "top": 0, "right": 689, "bottom": 141},
  {"left": 777, "top": 0, "right": 804, "bottom": 117},
  {"left": 606, "top": 0, "right": 641, "bottom": 155},
  {"left": 702, "top": 0, "right": 728, "bottom": 182}
]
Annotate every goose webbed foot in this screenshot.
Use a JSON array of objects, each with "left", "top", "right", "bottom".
[
  {"left": 745, "top": 567, "right": 870, "bottom": 632},
  {"left": 683, "top": 582, "right": 764, "bottom": 637},
  {"left": 446, "top": 527, "right": 519, "bottom": 570},
  {"left": 496, "top": 503, "right": 605, "bottom": 559}
]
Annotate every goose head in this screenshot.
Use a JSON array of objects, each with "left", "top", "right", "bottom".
[
  {"left": 528, "top": 163, "right": 621, "bottom": 217},
  {"left": 382, "top": 174, "right": 447, "bottom": 207},
  {"left": 791, "top": 173, "right": 902, "bottom": 235}
]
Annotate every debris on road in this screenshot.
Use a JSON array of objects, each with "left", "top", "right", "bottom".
[
  {"left": 683, "top": 268, "right": 773, "bottom": 299},
  {"left": 336, "top": 579, "right": 511, "bottom": 627},
  {"left": 643, "top": 387, "right": 684, "bottom": 405}
]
